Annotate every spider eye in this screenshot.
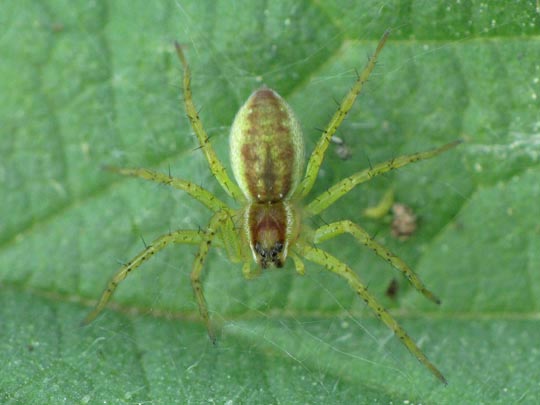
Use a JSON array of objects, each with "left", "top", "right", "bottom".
[
  {"left": 272, "top": 243, "right": 285, "bottom": 267},
  {"left": 254, "top": 242, "right": 267, "bottom": 258},
  {"left": 254, "top": 241, "right": 284, "bottom": 268},
  {"left": 270, "top": 242, "right": 283, "bottom": 259}
]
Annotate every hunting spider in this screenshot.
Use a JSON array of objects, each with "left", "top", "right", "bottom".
[{"left": 85, "top": 31, "right": 459, "bottom": 384}]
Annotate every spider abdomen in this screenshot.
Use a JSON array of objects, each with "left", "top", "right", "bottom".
[{"left": 230, "top": 88, "right": 304, "bottom": 203}]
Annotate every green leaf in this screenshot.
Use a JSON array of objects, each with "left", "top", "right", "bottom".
[{"left": 1, "top": 1, "right": 539, "bottom": 403}]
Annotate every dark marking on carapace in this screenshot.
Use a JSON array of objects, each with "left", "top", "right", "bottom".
[{"left": 247, "top": 202, "right": 289, "bottom": 268}]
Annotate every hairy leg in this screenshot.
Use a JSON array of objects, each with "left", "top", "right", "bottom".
[
  {"left": 313, "top": 220, "right": 440, "bottom": 304},
  {"left": 306, "top": 140, "right": 461, "bottom": 216},
  {"left": 83, "top": 229, "right": 206, "bottom": 324},
  {"left": 174, "top": 43, "right": 244, "bottom": 202},
  {"left": 294, "top": 241, "right": 447, "bottom": 384},
  {"left": 190, "top": 210, "right": 230, "bottom": 343},
  {"left": 106, "top": 166, "right": 227, "bottom": 211},
  {"left": 294, "top": 31, "right": 390, "bottom": 199}
]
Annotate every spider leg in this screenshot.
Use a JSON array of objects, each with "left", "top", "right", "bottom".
[
  {"left": 294, "top": 31, "right": 390, "bottom": 199},
  {"left": 105, "top": 166, "right": 227, "bottom": 212},
  {"left": 218, "top": 210, "right": 247, "bottom": 264},
  {"left": 174, "top": 43, "right": 244, "bottom": 202},
  {"left": 306, "top": 140, "right": 461, "bottom": 216},
  {"left": 83, "top": 229, "right": 207, "bottom": 324},
  {"left": 294, "top": 241, "right": 447, "bottom": 384},
  {"left": 190, "top": 209, "right": 230, "bottom": 343},
  {"left": 313, "top": 220, "right": 440, "bottom": 304},
  {"left": 290, "top": 251, "right": 306, "bottom": 275},
  {"left": 242, "top": 261, "right": 261, "bottom": 279}
]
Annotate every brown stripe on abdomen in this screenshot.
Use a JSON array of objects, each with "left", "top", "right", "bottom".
[
  {"left": 230, "top": 87, "right": 305, "bottom": 203},
  {"left": 240, "top": 89, "right": 297, "bottom": 202}
]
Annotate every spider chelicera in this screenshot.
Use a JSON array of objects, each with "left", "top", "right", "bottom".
[{"left": 85, "top": 31, "right": 459, "bottom": 384}]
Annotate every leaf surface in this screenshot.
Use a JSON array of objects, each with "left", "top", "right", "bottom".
[{"left": 1, "top": 1, "right": 539, "bottom": 403}]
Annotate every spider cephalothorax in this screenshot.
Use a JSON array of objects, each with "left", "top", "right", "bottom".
[
  {"left": 245, "top": 201, "right": 299, "bottom": 268},
  {"left": 85, "top": 32, "right": 459, "bottom": 384}
]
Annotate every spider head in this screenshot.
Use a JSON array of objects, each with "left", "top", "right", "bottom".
[{"left": 246, "top": 202, "right": 297, "bottom": 269}]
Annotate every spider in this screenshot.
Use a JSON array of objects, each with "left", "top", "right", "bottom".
[{"left": 85, "top": 31, "right": 459, "bottom": 384}]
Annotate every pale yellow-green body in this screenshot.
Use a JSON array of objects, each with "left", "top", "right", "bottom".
[
  {"left": 230, "top": 88, "right": 304, "bottom": 203},
  {"left": 229, "top": 88, "right": 304, "bottom": 267},
  {"left": 85, "top": 33, "right": 460, "bottom": 384}
]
